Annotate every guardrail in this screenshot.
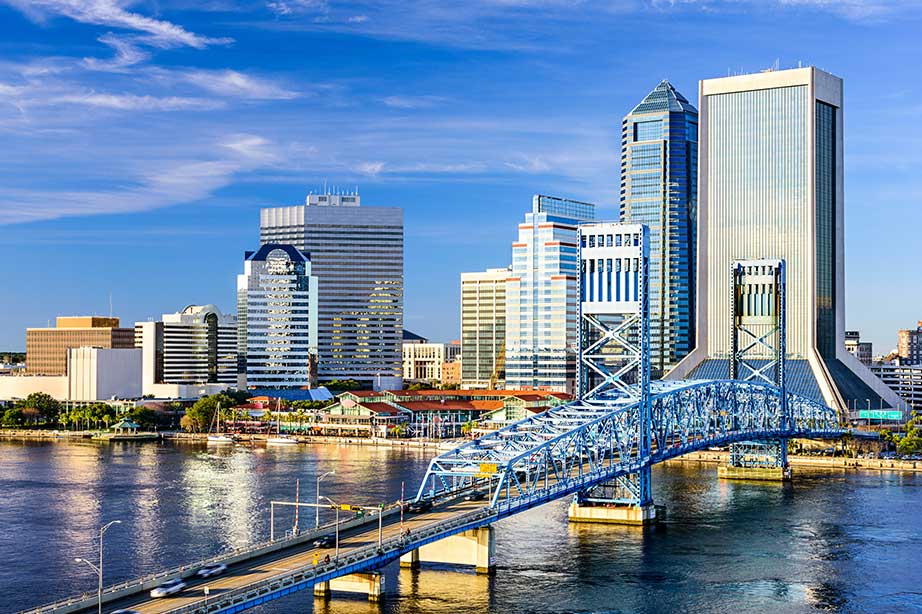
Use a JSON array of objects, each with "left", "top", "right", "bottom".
[
  {"left": 160, "top": 507, "right": 498, "bottom": 614},
  {"left": 19, "top": 504, "right": 404, "bottom": 614}
]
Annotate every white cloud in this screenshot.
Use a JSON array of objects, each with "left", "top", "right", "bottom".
[
  {"left": 50, "top": 92, "right": 219, "bottom": 110},
  {"left": 346, "top": 14, "right": 368, "bottom": 23},
  {"left": 221, "top": 134, "right": 278, "bottom": 161},
  {"left": 4, "top": 0, "right": 232, "bottom": 49},
  {"left": 381, "top": 95, "right": 446, "bottom": 109},
  {"left": 357, "top": 161, "right": 385, "bottom": 175},
  {"left": 82, "top": 33, "right": 149, "bottom": 71},
  {"left": 179, "top": 69, "right": 299, "bottom": 100}
]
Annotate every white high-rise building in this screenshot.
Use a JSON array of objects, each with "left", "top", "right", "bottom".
[
  {"left": 505, "top": 195, "right": 595, "bottom": 394},
  {"left": 260, "top": 193, "right": 403, "bottom": 391},
  {"left": 134, "top": 305, "right": 237, "bottom": 398},
  {"left": 237, "top": 244, "right": 319, "bottom": 390},
  {"left": 460, "top": 267, "right": 509, "bottom": 389},
  {"left": 670, "top": 66, "right": 901, "bottom": 412}
]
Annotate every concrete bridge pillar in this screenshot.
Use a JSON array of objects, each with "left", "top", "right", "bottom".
[
  {"left": 567, "top": 501, "right": 657, "bottom": 525},
  {"left": 400, "top": 526, "right": 495, "bottom": 574},
  {"left": 718, "top": 440, "right": 791, "bottom": 481},
  {"left": 313, "top": 572, "right": 385, "bottom": 601}
]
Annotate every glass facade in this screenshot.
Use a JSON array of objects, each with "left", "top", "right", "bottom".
[
  {"left": 816, "top": 101, "right": 837, "bottom": 360},
  {"left": 620, "top": 81, "right": 697, "bottom": 377},
  {"left": 505, "top": 195, "right": 595, "bottom": 393},
  {"left": 460, "top": 268, "right": 508, "bottom": 388}
]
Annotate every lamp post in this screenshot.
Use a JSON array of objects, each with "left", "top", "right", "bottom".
[
  {"left": 74, "top": 519, "right": 121, "bottom": 614},
  {"left": 315, "top": 470, "right": 335, "bottom": 529},
  {"left": 319, "top": 496, "right": 341, "bottom": 560}
]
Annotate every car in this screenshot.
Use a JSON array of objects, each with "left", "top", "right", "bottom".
[
  {"left": 464, "top": 490, "right": 487, "bottom": 502},
  {"left": 111, "top": 610, "right": 140, "bottom": 614},
  {"left": 196, "top": 563, "right": 227, "bottom": 578},
  {"left": 313, "top": 535, "right": 333, "bottom": 548},
  {"left": 150, "top": 578, "right": 188, "bottom": 598},
  {"left": 407, "top": 499, "right": 433, "bottom": 513}
]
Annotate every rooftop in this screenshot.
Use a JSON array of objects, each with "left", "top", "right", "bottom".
[{"left": 630, "top": 80, "right": 697, "bottom": 115}]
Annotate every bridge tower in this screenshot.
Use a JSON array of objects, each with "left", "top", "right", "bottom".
[
  {"left": 569, "top": 222, "right": 657, "bottom": 525},
  {"left": 719, "top": 259, "right": 792, "bottom": 481}
]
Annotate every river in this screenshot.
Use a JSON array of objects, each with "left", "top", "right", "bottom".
[{"left": 1, "top": 439, "right": 920, "bottom": 613}]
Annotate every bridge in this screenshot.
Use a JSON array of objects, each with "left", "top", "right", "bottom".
[{"left": 21, "top": 229, "right": 857, "bottom": 613}]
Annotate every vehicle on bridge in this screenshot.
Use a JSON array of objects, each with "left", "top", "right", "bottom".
[
  {"left": 313, "top": 535, "right": 334, "bottom": 548},
  {"left": 150, "top": 578, "right": 187, "bottom": 598},
  {"left": 197, "top": 562, "right": 227, "bottom": 578},
  {"left": 407, "top": 499, "right": 433, "bottom": 513}
]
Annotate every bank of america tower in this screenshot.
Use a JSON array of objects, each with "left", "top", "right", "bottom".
[{"left": 620, "top": 80, "right": 698, "bottom": 377}]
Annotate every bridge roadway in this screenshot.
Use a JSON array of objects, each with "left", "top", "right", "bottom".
[{"left": 88, "top": 497, "right": 487, "bottom": 613}]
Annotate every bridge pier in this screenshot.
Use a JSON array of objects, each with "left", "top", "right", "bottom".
[
  {"left": 568, "top": 501, "right": 657, "bottom": 525},
  {"left": 718, "top": 440, "right": 791, "bottom": 482},
  {"left": 399, "top": 526, "right": 495, "bottom": 574},
  {"left": 313, "top": 572, "right": 385, "bottom": 601}
]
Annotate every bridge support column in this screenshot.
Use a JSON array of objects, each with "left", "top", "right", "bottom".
[
  {"left": 313, "top": 572, "right": 385, "bottom": 601},
  {"left": 568, "top": 468, "right": 659, "bottom": 526},
  {"left": 568, "top": 501, "right": 657, "bottom": 525},
  {"left": 400, "top": 526, "right": 495, "bottom": 574},
  {"left": 718, "top": 440, "right": 791, "bottom": 482}
]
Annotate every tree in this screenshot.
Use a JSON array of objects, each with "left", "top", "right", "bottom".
[
  {"left": 321, "top": 379, "right": 362, "bottom": 391},
  {"left": 17, "top": 392, "right": 61, "bottom": 424},
  {"left": 220, "top": 388, "right": 253, "bottom": 405},
  {"left": 1, "top": 407, "right": 25, "bottom": 426},
  {"left": 183, "top": 394, "right": 236, "bottom": 433},
  {"left": 129, "top": 407, "right": 158, "bottom": 430}
]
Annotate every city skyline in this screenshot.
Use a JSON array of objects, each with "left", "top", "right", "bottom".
[{"left": 1, "top": 2, "right": 921, "bottom": 353}]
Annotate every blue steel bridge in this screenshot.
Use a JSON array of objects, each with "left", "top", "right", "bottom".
[{"left": 24, "top": 238, "right": 857, "bottom": 614}]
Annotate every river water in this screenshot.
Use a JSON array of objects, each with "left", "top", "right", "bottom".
[{"left": 1, "top": 439, "right": 920, "bottom": 613}]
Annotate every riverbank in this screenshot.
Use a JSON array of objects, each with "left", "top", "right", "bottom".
[
  {"left": 0, "top": 428, "right": 460, "bottom": 451},
  {"left": 670, "top": 450, "right": 922, "bottom": 473}
]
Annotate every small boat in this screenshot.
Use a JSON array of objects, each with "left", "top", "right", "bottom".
[
  {"left": 266, "top": 400, "right": 297, "bottom": 445},
  {"left": 207, "top": 403, "right": 235, "bottom": 445}
]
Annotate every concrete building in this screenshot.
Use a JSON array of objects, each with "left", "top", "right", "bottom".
[
  {"left": 670, "top": 66, "right": 901, "bottom": 413},
  {"left": 505, "top": 195, "right": 595, "bottom": 394},
  {"left": 897, "top": 322, "right": 922, "bottom": 364},
  {"left": 402, "top": 342, "right": 461, "bottom": 382},
  {"left": 135, "top": 305, "right": 237, "bottom": 398},
  {"left": 844, "top": 330, "right": 873, "bottom": 366},
  {"left": 441, "top": 356, "right": 461, "bottom": 387},
  {"left": 870, "top": 362, "right": 922, "bottom": 413},
  {"left": 26, "top": 316, "right": 134, "bottom": 375},
  {"left": 67, "top": 347, "right": 142, "bottom": 401},
  {"left": 260, "top": 193, "right": 403, "bottom": 390},
  {"left": 620, "top": 81, "right": 698, "bottom": 377},
  {"left": 237, "top": 244, "right": 319, "bottom": 390},
  {"left": 460, "top": 267, "right": 509, "bottom": 390}
]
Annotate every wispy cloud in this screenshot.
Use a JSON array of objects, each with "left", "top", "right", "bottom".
[
  {"left": 50, "top": 92, "right": 218, "bottom": 110},
  {"left": 4, "top": 0, "right": 233, "bottom": 49},
  {"left": 82, "top": 33, "right": 149, "bottom": 71},
  {"left": 178, "top": 69, "right": 299, "bottom": 100},
  {"left": 381, "top": 95, "right": 446, "bottom": 109}
]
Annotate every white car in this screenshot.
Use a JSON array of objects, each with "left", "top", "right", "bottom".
[
  {"left": 197, "top": 563, "right": 227, "bottom": 578},
  {"left": 150, "top": 578, "right": 187, "bottom": 598}
]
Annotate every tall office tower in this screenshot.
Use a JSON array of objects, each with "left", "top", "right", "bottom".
[
  {"left": 460, "top": 267, "right": 510, "bottom": 389},
  {"left": 134, "top": 305, "right": 237, "bottom": 396},
  {"left": 670, "top": 67, "right": 901, "bottom": 413},
  {"left": 26, "top": 317, "right": 135, "bottom": 375},
  {"left": 505, "top": 195, "right": 595, "bottom": 394},
  {"left": 620, "top": 80, "right": 698, "bottom": 378},
  {"left": 237, "top": 244, "right": 318, "bottom": 390},
  {"left": 897, "top": 322, "right": 922, "bottom": 365},
  {"left": 844, "top": 330, "right": 872, "bottom": 366},
  {"left": 260, "top": 193, "right": 404, "bottom": 391}
]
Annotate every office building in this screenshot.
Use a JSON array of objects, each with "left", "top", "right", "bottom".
[
  {"left": 670, "top": 67, "right": 901, "bottom": 412},
  {"left": 26, "top": 316, "right": 134, "bottom": 376},
  {"left": 260, "top": 193, "right": 403, "bottom": 390},
  {"left": 505, "top": 195, "right": 595, "bottom": 394},
  {"left": 844, "top": 330, "right": 873, "bottom": 366},
  {"left": 620, "top": 81, "right": 697, "bottom": 377},
  {"left": 460, "top": 267, "right": 510, "bottom": 389},
  {"left": 402, "top": 342, "right": 460, "bottom": 382},
  {"left": 870, "top": 362, "right": 922, "bottom": 413},
  {"left": 237, "top": 244, "right": 318, "bottom": 390},
  {"left": 135, "top": 305, "right": 237, "bottom": 398},
  {"left": 66, "top": 347, "right": 142, "bottom": 401},
  {"left": 897, "top": 322, "right": 922, "bottom": 364}
]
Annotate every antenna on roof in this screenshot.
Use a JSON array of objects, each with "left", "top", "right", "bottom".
[{"left": 109, "top": 292, "right": 113, "bottom": 318}]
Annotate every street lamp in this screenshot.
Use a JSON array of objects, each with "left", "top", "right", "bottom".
[
  {"left": 74, "top": 520, "right": 121, "bottom": 614},
  {"left": 319, "top": 496, "right": 341, "bottom": 560},
  {"left": 315, "top": 470, "right": 335, "bottom": 529}
]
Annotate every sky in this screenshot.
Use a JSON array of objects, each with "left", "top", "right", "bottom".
[{"left": 0, "top": 0, "right": 920, "bottom": 353}]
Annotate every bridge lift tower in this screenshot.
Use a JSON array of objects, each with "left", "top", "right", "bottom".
[
  {"left": 719, "top": 259, "right": 792, "bottom": 481},
  {"left": 569, "top": 222, "right": 657, "bottom": 525}
]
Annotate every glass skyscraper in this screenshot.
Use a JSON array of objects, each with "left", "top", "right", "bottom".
[
  {"left": 669, "top": 66, "right": 901, "bottom": 413},
  {"left": 505, "top": 195, "right": 595, "bottom": 393},
  {"left": 620, "top": 80, "right": 698, "bottom": 377},
  {"left": 260, "top": 194, "right": 404, "bottom": 390},
  {"left": 460, "top": 267, "right": 509, "bottom": 389},
  {"left": 237, "top": 244, "right": 318, "bottom": 390}
]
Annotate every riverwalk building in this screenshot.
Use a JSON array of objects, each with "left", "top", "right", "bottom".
[
  {"left": 237, "top": 244, "right": 319, "bottom": 391},
  {"left": 620, "top": 81, "right": 698, "bottom": 378},
  {"left": 260, "top": 193, "right": 404, "bottom": 391},
  {"left": 505, "top": 196, "right": 595, "bottom": 394},
  {"left": 669, "top": 66, "right": 901, "bottom": 414},
  {"left": 460, "top": 267, "right": 510, "bottom": 390},
  {"left": 134, "top": 305, "right": 237, "bottom": 399}
]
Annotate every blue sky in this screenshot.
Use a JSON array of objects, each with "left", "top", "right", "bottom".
[{"left": 0, "top": 0, "right": 920, "bottom": 353}]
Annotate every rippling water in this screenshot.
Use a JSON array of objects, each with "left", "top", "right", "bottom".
[{"left": 1, "top": 439, "right": 920, "bottom": 613}]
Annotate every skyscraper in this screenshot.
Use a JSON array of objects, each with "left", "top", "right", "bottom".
[
  {"left": 237, "top": 244, "right": 318, "bottom": 390},
  {"left": 505, "top": 195, "right": 595, "bottom": 393},
  {"left": 460, "top": 267, "right": 509, "bottom": 389},
  {"left": 260, "top": 194, "right": 404, "bottom": 390},
  {"left": 620, "top": 80, "right": 698, "bottom": 377},
  {"left": 670, "top": 66, "right": 901, "bottom": 412}
]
